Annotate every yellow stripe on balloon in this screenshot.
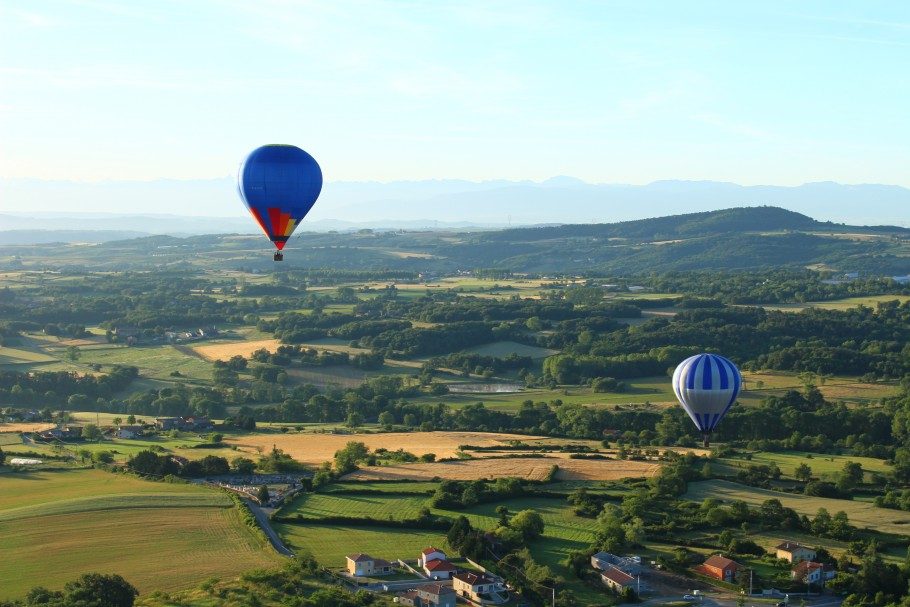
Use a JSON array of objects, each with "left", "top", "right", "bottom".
[{"left": 283, "top": 218, "right": 297, "bottom": 236}]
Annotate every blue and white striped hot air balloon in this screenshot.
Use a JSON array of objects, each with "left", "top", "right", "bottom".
[{"left": 672, "top": 353, "right": 742, "bottom": 447}]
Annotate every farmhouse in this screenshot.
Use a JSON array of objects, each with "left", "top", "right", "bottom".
[
  {"left": 397, "top": 583, "right": 456, "bottom": 607},
  {"left": 115, "top": 425, "right": 143, "bottom": 439},
  {"left": 591, "top": 551, "right": 642, "bottom": 575},
  {"left": 601, "top": 566, "right": 636, "bottom": 592},
  {"left": 792, "top": 561, "right": 836, "bottom": 584},
  {"left": 699, "top": 555, "right": 741, "bottom": 582},
  {"left": 423, "top": 558, "right": 456, "bottom": 580},
  {"left": 418, "top": 547, "right": 447, "bottom": 567},
  {"left": 156, "top": 417, "right": 182, "bottom": 431},
  {"left": 452, "top": 571, "right": 508, "bottom": 605},
  {"left": 776, "top": 541, "right": 817, "bottom": 563},
  {"left": 345, "top": 553, "right": 393, "bottom": 577}
]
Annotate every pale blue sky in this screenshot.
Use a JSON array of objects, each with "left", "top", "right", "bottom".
[{"left": 1, "top": 0, "right": 908, "bottom": 186}]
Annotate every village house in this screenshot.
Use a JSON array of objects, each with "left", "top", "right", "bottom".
[
  {"left": 115, "top": 425, "right": 143, "bottom": 439},
  {"left": 423, "top": 558, "right": 456, "bottom": 580},
  {"left": 155, "top": 417, "right": 182, "bottom": 431},
  {"left": 397, "top": 583, "right": 456, "bottom": 607},
  {"left": 452, "top": 572, "right": 508, "bottom": 605},
  {"left": 591, "top": 552, "right": 643, "bottom": 575},
  {"left": 699, "top": 555, "right": 742, "bottom": 582},
  {"left": 345, "top": 553, "right": 393, "bottom": 577},
  {"left": 792, "top": 561, "right": 836, "bottom": 585},
  {"left": 776, "top": 541, "right": 817, "bottom": 564},
  {"left": 601, "top": 566, "right": 636, "bottom": 593},
  {"left": 418, "top": 547, "right": 447, "bottom": 567}
]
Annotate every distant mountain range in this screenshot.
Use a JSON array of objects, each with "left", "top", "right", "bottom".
[{"left": 1, "top": 177, "right": 908, "bottom": 234}]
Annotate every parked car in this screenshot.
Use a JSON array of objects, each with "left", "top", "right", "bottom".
[{"left": 684, "top": 595, "right": 698, "bottom": 601}]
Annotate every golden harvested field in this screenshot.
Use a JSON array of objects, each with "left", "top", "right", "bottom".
[
  {"left": 191, "top": 338, "right": 282, "bottom": 361},
  {"left": 227, "top": 430, "right": 552, "bottom": 465},
  {"left": 0, "top": 422, "right": 55, "bottom": 433},
  {"left": 342, "top": 456, "right": 660, "bottom": 481}
]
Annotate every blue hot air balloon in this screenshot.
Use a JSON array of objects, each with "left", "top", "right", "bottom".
[
  {"left": 237, "top": 144, "right": 323, "bottom": 261},
  {"left": 672, "top": 353, "right": 742, "bottom": 447}
]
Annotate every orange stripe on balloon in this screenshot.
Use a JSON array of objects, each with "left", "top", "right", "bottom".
[
  {"left": 283, "top": 218, "right": 297, "bottom": 237},
  {"left": 249, "top": 208, "right": 271, "bottom": 238}
]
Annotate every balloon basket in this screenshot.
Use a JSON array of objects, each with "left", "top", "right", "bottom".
[{"left": 273, "top": 252, "right": 284, "bottom": 262}]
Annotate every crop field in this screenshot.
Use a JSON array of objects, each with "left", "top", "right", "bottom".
[
  {"left": 226, "top": 430, "right": 551, "bottom": 465},
  {"left": 191, "top": 338, "right": 282, "bottom": 361},
  {"left": 717, "top": 451, "right": 891, "bottom": 478},
  {"left": 342, "top": 456, "right": 660, "bottom": 481},
  {"left": 686, "top": 480, "right": 910, "bottom": 536},
  {"left": 0, "top": 469, "right": 279, "bottom": 598},
  {"left": 283, "top": 493, "right": 430, "bottom": 520},
  {"left": 0, "top": 422, "right": 55, "bottom": 433}
]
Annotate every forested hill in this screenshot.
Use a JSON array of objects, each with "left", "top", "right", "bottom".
[
  {"left": 480, "top": 206, "right": 909, "bottom": 243},
  {"left": 3, "top": 206, "right": 908, "bottom": 275}
]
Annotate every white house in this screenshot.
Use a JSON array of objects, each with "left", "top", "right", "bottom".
[
  {"left": 423, "top": 558, "right": 456, "bottom": 580},
  {"left": 115, "top": 425, "right": 143, "bottom": 439},
  {"left": 418, "top": 547, "right": 447, "bottom": 567}
]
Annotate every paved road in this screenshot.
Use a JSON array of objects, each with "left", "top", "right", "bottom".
[
  {"left": 244, "top": 498, "right": 294, "bottom": 557},
  {"left": 643, "top": 594, "right": 843, "bottom": 607}
]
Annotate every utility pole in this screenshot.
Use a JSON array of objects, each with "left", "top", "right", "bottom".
[{"left": 750, "top": 568, "right": 753, "bottom": 596}]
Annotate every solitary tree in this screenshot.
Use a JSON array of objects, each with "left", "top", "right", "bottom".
[
  {"left": 795, "top": 463, "right": 813, "bottom": 482},
  {"left": 257, "top": 484, "right": 270, "bottom": 504}
]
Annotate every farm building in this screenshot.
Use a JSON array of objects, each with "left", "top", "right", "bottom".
[
  {"left": 115, "top": 425, "right": 143, "bottom": 439},
  {"left": 452, "top": 571, "right": 508, "bottom": 604},
  {"left": 591, "top": 551, "right": 642, "bottom": 575},
  {"left": 699, "top": 555, "right": 742, "bottom": 582},
  {"left": 418, "top": 547, "right": 447, "bottom": 567},
  {"left": 776, "top": 541, "right": 817, "bottom": 563},
  {"left": 792, "top": 561, "right": 836, "bottom": 584},
  {"left": 156, "top": 417, "right": 182, "bottom": 431},
  {"left": 601, "top": 566, "right": 636, "bottom": 592},
  {"left": 397, "top": 583, "right": 456, "bottom": 607},
  {"left": 423, "top": 558, "right": 456, "bottom": 580},
  {"left": 345, "top": 553, "right": 393, "bottom": 577}
]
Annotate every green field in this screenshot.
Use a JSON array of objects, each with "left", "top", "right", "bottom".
[
  {"left": 717, "top": 451, "right": 891, "bottom": 479},
  {"left": 464, "top": 340, "right": 559, "bottom": 359},
  {"left": 275, "top": 523, "right": 446, "bottom": 566},
  {"left": 760, "top": 295, "right": 910, "bottom": 313},
  {"left": 0, "top": 468, "right": 279, "bottom": 599},
  {"left": 686, "top": 479, "right": 910, "bottom": 536},
  {"left": 277, "top": 489, "right": 604, "bottom": 603}
]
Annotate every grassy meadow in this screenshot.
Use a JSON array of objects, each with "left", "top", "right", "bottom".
[
  {"left": 0, "top": 468, "right": 279, "bottom": 599},
  {"left": 686, "top": 479, "right": 910, "bottom": 536}
]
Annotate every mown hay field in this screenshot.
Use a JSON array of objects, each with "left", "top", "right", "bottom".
[
  {"left": 0, "top": 469, "right": 279, "bottom": 598},
  {"left": 226, "top": 430, "right": 552, "bottom": 465},
  {"left": 686, "top": 479, "right": 910, "bottom": 536},
  {"left": 343, "top": 456, "right": 659, "bottom": 481},
  {"left": 191, "top": 338, "right": 282, "bottom": 361},
  {"left": 0, "top": 422, "right": 55, "bottom": 433}
]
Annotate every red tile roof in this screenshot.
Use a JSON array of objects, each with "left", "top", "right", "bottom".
[
  {"left": 425, "top": 559, "right": 456, "bottom": 571},
  {"left": 422, "top": 547, "right": 443, "bottom": 555},
  {"left": 602, "top": 566, "right": 635, "bottom": 586},
  {"left": 777, "top": 541, "right": 813, "bottom": 553},
  {"left": 704, "top": 555, "right": 740, "bottom": 570},
  {"left": 347, "top": 553, "right": 372, "bottom": 562},
  {"left": 454, "top": 572, "right": 497, "bottom": 586}
]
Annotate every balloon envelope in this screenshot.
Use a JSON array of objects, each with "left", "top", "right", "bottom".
[
  {"left": 672, "top": 353, "right": 741, "bottom": 434},
  {"left": 237, "top": 144, "right": 323, "bottom": 251}
]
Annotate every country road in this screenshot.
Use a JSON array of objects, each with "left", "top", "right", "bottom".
[{"left": 244, "top": 498, "right": 294, "bottom": 557}]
